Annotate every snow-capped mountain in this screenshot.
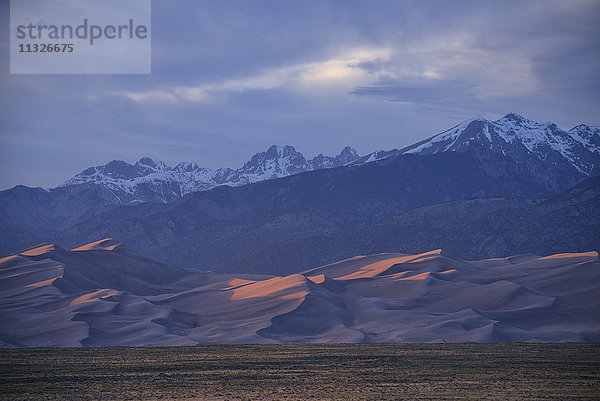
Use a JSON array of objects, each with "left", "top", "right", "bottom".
[
  {"left": 58, "top": 145, "right": 360, "bottom": 204},
  {"left": 351, "top": 114, "right": 600, "bottom": 176},
  {"left": 402, "top": 113, "right": 600, "bottom": 175}
]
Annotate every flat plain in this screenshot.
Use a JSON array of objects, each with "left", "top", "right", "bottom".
[{"left": 1, "top": 343, "right": 599, "bottom": 400}]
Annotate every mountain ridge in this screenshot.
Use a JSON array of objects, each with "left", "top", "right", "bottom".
[
  {"left": 47, "top": 113, "right": 600, "bottom": 205},
  {"left": 57, "top": 145, "right": 360, "bottom": 204}
]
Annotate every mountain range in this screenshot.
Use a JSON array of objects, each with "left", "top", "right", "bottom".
[
  {"left": 59, "top": 145, "right": 360, "bottom": 204},
  {"left": 0, "top": 113, "right": 598, "bottom": 274},
  {"left": 54, "top": 113, "right": 600, "bottom": 206},
  {"left": 1, "top": 238, "right": 598, "bottom": 346}
]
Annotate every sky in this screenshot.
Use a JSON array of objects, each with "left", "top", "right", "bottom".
[{"left": 1, "top": 0, "right": 599, "bottom": 189}]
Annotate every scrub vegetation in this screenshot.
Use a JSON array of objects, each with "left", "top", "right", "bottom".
[{"left": 1, "top": 343, "right": 599, "bottom": 400}]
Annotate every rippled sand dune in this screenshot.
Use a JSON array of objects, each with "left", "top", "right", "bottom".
[{"left": 1, "top": 239, "right": 598, "bottom": 346}]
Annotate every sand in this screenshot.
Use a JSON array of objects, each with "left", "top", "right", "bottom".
[{"left": 0, "top": 239, "right": 598, "bottom": 346}]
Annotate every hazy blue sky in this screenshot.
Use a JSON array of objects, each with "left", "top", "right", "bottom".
[{"left": 1, "top": 0, "right": 599, "bottom": 189}]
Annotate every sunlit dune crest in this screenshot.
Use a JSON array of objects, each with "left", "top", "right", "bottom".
[
  {"left": 538, "top": 251, "right": 598, "bottom": 260},
  {"left": 72, "top": 238, "right": 123, "bottom": 252},
  {"left": 230, "top": 274, "right": 308, "bottom": 301},
  {"left": 69, "top": 289, "right": 121, "bottom": 306},
  {"left": 19, "top": 244, "right": 56, "bottom": 257},
  {"left": 307, "top": 274, "right": 326, "bottom": 284},
  {"left": 398, "top": 272, "right": 432, "bottom": 281},
  {"left": 0, "top": 255, "right": 21, "bottom": 265},
  {"left": 0, "top": 239, "right": 599, "bottom": 346},
  {"left": 438, "top": 269, "right": 457, "bottom": 274},
  {"left": 222, "top": 278, "right": 256, "bottom": 290},
  {"left": 414, "top": 249, "right": 444, "bottom": 257},
  {"left": 306, "top": 249, "right": 452, "bottom": 281},
  {"left": 25, "top": 277, "right": 61, "bottom": 288},
  {"left": 334, "top": 256, "right": 417, "bottom": 280}
]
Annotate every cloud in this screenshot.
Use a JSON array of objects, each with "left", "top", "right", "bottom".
[
  {"left": 116, "top": 26, "right": 542, "bottom": 108},
  {"left": 350, "top": 81, "right": 477, "bottom": 105},
  {"left": 348, "top": 31, "right": 541, "bottom": 107},
  {"left": 115, "top": 47, "right": 393, "bottom": 103}
]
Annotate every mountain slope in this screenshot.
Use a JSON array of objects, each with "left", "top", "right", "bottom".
[
  {"left": 39, "top": 151, "right": 599, "bottom": 274},
  {"left": 221, "top": 176, "right": 600, "bottom": 275},
  {"left": 1, "top": 240, "right": 598, "bottom": 346}
]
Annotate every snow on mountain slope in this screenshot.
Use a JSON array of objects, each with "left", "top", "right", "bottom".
[
  {"left": 401, "top": 113, "right": 600, "bottom": 175},
  {"left": 59, "top": 145, "right": 360, "bottom": 204},
  {"left": 568, "top": 124, "right": 600, "bottom": 153}
]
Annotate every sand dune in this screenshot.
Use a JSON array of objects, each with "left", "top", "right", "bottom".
[{"left": 0, "top": 239, "right": 598, "bottom": 346}]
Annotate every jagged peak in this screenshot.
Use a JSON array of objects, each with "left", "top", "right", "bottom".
[
  {"left": 105, "top": 160, "right": 131, "bottom": 168},
  {"left": 339, "top": 146, "right": 359, "bottom": 157},
  {"left": 135, "top": 157, "right": 170, "bottom": 171},
  {"left": 136, "top": 156, "right": 157, "bottom": 165},
  {"left": 174, "top": 161, "right": 201, "bottom": 172},
  {"left": 449, "top": 115, "right": 488, "bottom": 131},
  {"left": 467, "top": 114, "right": 487, "bottom": 122},
  {"left": 569, "top": 124, "right": 589, "bottom": 131},
  {"left": 499, "top": 112, "right": 527, "bottom": 121},
  {"left": 493, "top": 113, "right": 560, "bottom": 132},
  {"left": 264, "top": 144, "right": 300, "bottom": 158},
  {"left": 569, "top": 124, "right": 600, "bottom": 135}
]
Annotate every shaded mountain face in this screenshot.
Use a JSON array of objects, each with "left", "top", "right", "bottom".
[
  {"left": 219, "top": 176, "right": 600, "bottom": 275},
  {"left": 58, "top": 145, "right": 360, "bottom": 204},
  {"left": 1, "top": 240, "right": 598, "bottom": 346},
  {"left": 29, "top": 153, "right": 598, "bottom": 275}
]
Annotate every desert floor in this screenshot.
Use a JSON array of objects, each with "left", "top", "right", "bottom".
[{"left": 1, "top": 343, "right": 599, "bottom": 400}]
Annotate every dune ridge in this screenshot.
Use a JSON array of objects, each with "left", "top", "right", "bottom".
[{"left": 0, "top": 239, "right": 598, "bottom": 347}]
